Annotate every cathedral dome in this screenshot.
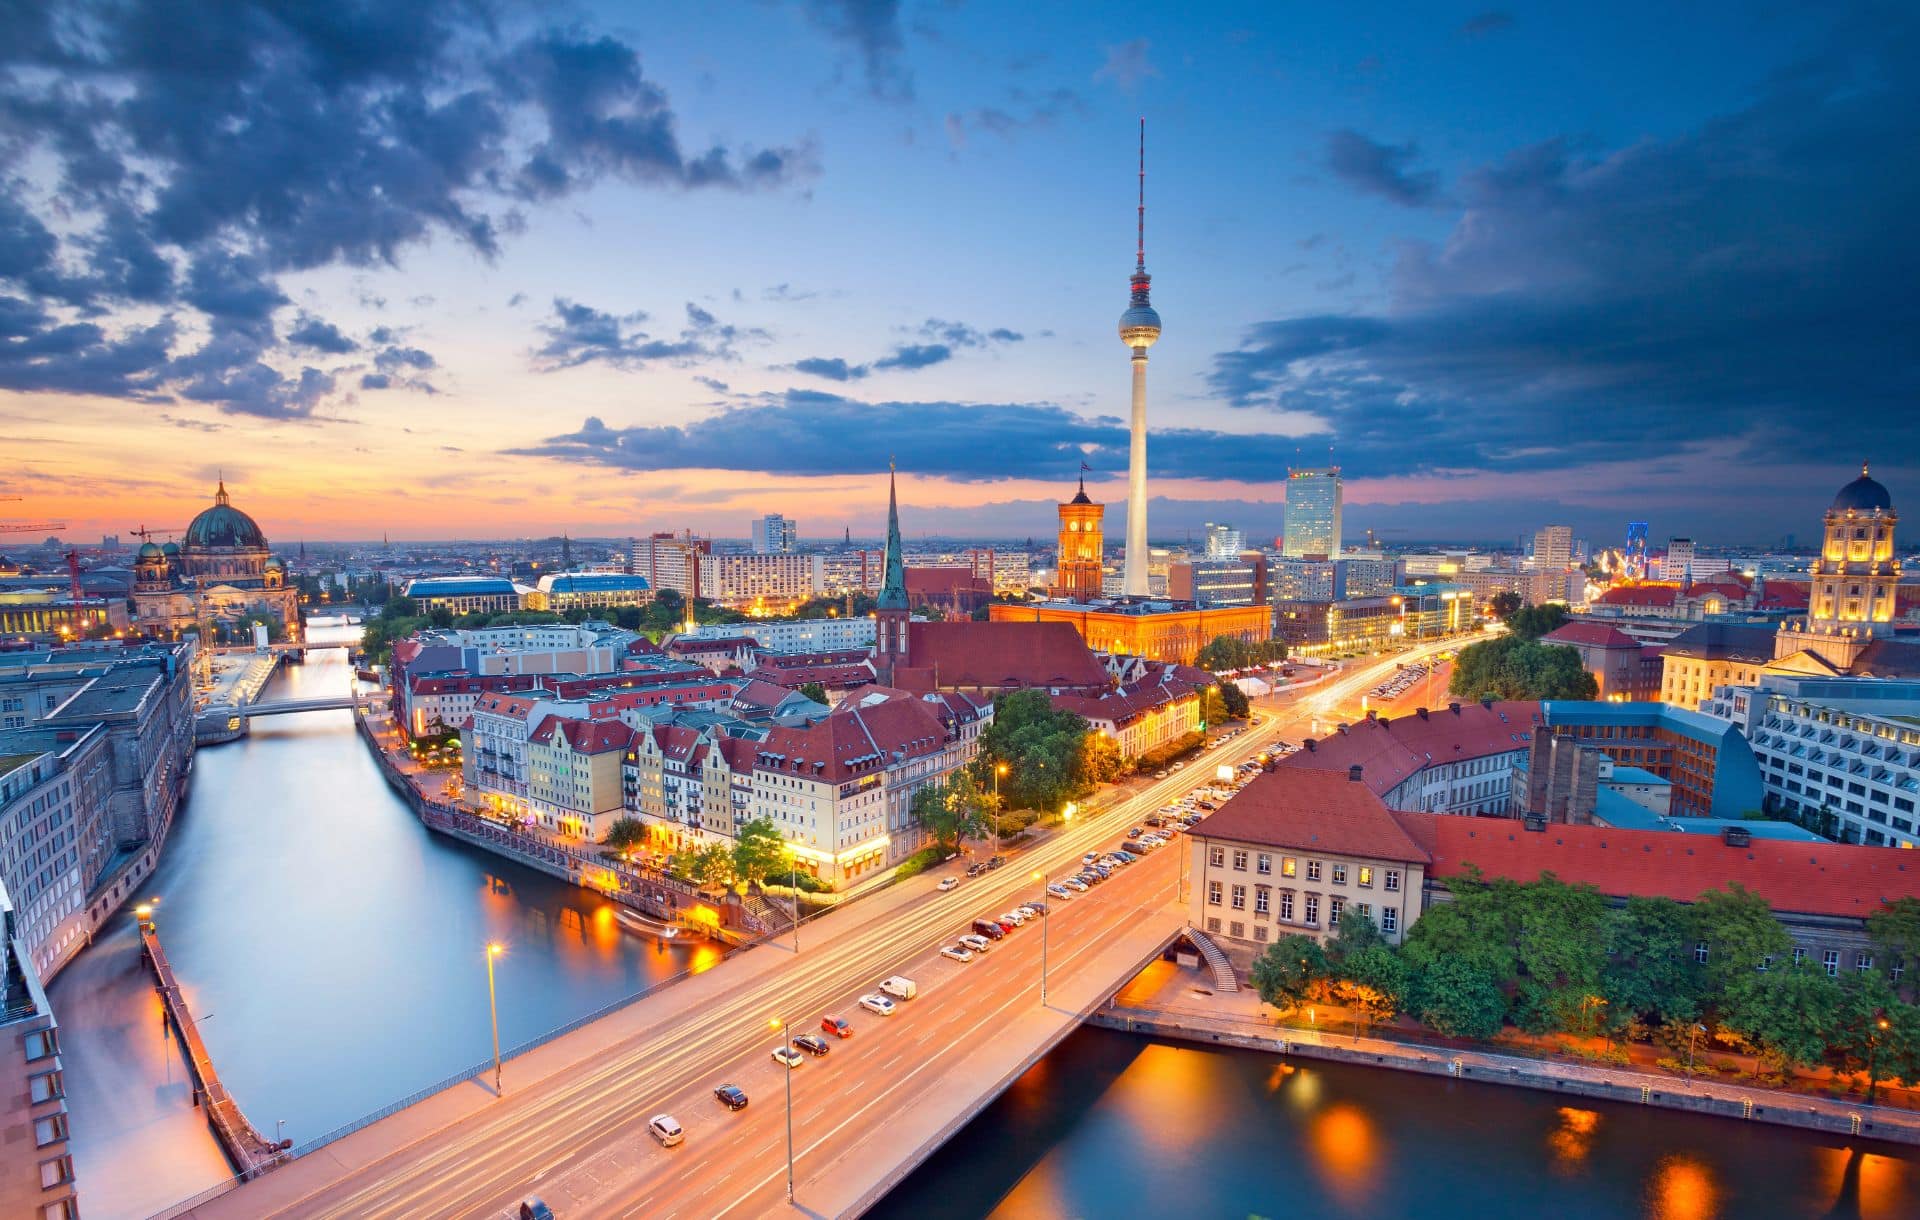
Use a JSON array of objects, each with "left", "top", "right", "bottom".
[
  {"left": 161, "top": 541, "right": 180, "bottom": 557},
  {"left": 138, "top": 541, "right": 164, "bottom": 561},
  {"left": 184, "top": 482, "right": 268, "bottom": 550},
  {"left": 1831, "top": 465, "right": 1892, "bottom": 513}
]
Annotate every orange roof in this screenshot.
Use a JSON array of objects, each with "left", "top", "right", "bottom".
[
  {"left": 1194, "top": 768, "right": 1432, "bottom": 864},
  {"left": 894, "top": 620, "right": 1109, "bottom": 692},
  {"left": 1282, "top": 701, "right": 1541, "bottom": 796},
  {"left": 1543, "top": 623, "right": 1641, "bottom": 650},
  {"left": 1394, "top": 813, "right": 1920, "bottom": 921}
]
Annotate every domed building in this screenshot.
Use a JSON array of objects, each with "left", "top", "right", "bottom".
[
  {"left": 131, "top": 481, "right": 300, "bottom": 642},
  {"left": 1770, "top": 463, "right": 1913, "bottom": 675}
]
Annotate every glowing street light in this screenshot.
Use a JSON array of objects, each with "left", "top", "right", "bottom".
[
  {"left": 1032, "top": 869, "right": 1051, "bottom": 1004},
  {"left": 486, "top": 943, "right": 505, "bottom": 1094},
  {"left": 771, "top": 1016, "right": 795, "bottom": 1199}
]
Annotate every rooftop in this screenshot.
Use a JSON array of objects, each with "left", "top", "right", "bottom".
[
  {"left": 1194, "top": 767, "right": 1432, "bottom": 864},
  {"left": 1282, "top": 701, "right": 1542, "bottom": 797}
]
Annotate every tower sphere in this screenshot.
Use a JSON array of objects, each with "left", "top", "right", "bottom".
[{"left": 1119, "top": 301, "right": 1161, "bottom": 349}]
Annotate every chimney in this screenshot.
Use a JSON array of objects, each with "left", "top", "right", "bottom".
[
  {"left": 1416, "top": 707, "right": 1430, "bottom": 721},
  {"left": 1377, "top": 716, "right": 1391, "bottom": 730},
  {"left": 1524, "top": 813, "right": 1548, "bottom": 832},
  {"left": 1348, "top": 764, "right": 1364, "bottom": 783},
  {"left": 1722, "top": 826, "right": 1752, "bottom": 848},
  {"left": 1449, "top": 702, "right": 1461, "bottom": 715},
  {"left": 1304, "top": 738, "right": 1317, "bottom": 752},
  {"left": 1480, "top": 694, "right": 1495, "bottom": 710},
  {"left": 1365, "top": 708, "right": 1378, "bottom": 721}
]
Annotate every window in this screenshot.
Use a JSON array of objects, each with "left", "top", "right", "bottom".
[
  {"left": 1232, "top": 849, "right": 1249, "bottom": 871},
  {"left": 1207, "top": 880, "right": 1222, "bottom": 907},
  {"left": 1254, "top": 887, "right": 1270, "bottom": 916},
  {"left": 1354, "top": 902, "right": 1371, "bottom": 921},
  {"left": 1823, "top": 950, "right": 1840, "bottom": 977},
  {"left": 1306, "top": 860, "right": 1321, "bottom": 882},
  {"left": 1254, "top": 924, "right": 1269, "bottom": 942},
  {"left": 1206, "top": 916, "right": 1221, "bottom": 933},
  {"left": 1384, "top": 869, "right": 1401, "bottom": 892},
  {"left": 1208, "top": 847, "right": 1224, "bottom": 868},
  {"left": 1381, "top": 907, "right": 1398, "bottom": 934},
  {"left": 1231, "top": 884, "right": 1246, "bottom": 910},
  {"left": 1281, "top": 857, "right": 1297, "bottom": 878},
  {"left": 1229, "top": 921, "right": 1245, "bottom": 939},
  {"left": 1893, "top": 961, "right": 1906, "bottom": 984},
  {"left": 28, "top": 1071, "right": 62, "bottom": 1104},
  {"left": 42, "top": 1200, "right": 81, "bottom": 1220},
  {"left": 1694, "top": 941, "right": 1709, "bottom": 964},
  {"left": 33, "top": 1114, "right": 68, "bottom": 1148},
  {"left": 1329, "top": 896, "right": 1344, "bottom": 927},
  {"left": 1257, "top": 853, "right": 1272, "bottom": 875},
  {"left": 1856, "top": 952, "right": 1873, "bottom": 974},
  {"left": 1331, "top": 863, "right": 1347, "bottom": 886},
  {"left": 1304, "top": 894, "right": 1319, "bottom": 925},
  {"left": 1792, "top": 947, "right": 1807, "bottom": 966},
  {"left": 1279, "top": 891, "right": 1295, "bottom": 922},
  {"left": 39, "top": 1157, "right": 74, "bottom": 1191},
  {"left": 1357, "top": 866, "right": 1373, "bottom": 888},
  {"left": 23, "top": 1029, "right": 57, "bottom": 1062}
]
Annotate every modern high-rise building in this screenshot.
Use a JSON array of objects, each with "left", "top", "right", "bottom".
[
  {"left": 1053, "top": 474, "right": 1106, "bottom": 601},
  {"left": 1624, "top": 522, "right": 1650, "bottom": 580},
  {"left": 750, "top": 513, "right": 797, "bottom": 554},
  {"left": 1532, "top": 525, "right": 1573, "bottom": 570},
  {"left": 630, "top": 532, "right": 709, "bottom": 601},
  {"left": 1202, "top": 522, "right": 1243, "bottom": 559},
  {"left": 1283, "top": 467, "right": 1343, "bottom": 558},
  {"left": 1118, "top": 120, "right": 1161, "bottom": 597},
  {"left": 1663, "top": 537, "right": 1696, "bottom": 584}
]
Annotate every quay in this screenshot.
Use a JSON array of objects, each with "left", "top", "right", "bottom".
[{"left": 137, "top": 910, "right": 291, "bottom": 1179}]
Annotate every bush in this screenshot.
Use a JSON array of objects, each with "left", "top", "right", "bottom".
[
  {"left": 894, "top": 846, "right": 946, "bottom": 880},
  {"left": 1137, "top": 732, "right": 1205, "bottom": 772}
]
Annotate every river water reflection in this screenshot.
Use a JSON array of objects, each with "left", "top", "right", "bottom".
[
  {"left": 49, "top": 625, "right": 712, "bottom": 1219},
  {"left": 876, "top": 1026, "right": 1920, "bottom": 1220}
]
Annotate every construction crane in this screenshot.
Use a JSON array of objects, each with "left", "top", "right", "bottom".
[
  {"left": 0, "top": 520, "right": 67, "bottom": 534},
  {"left": 130, "top": 524, "right": 184, "bottom": 543}
]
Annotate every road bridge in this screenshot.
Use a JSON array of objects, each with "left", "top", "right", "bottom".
[{"left": 167, "top": 641, "right": 1466, "bottom": 1220}]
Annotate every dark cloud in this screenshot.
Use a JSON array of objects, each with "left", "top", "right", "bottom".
[
  {"left": 534, "top": 298, "right": 760, "bottom": 371},
  {"left": 287, "top": 315, "right": 359, "bottom": 354},
  {"left": 508, "top": 392, "right": 1307, "bottom": 484},
  {"left": 374, "top": 346, "right": 437, "bottom": 372},
  {"left": 793, "top": 357, "right": 867, "bottom": 382},
  {"left": 1325, "top": 130, "right": 1442, "bottom": 207},
  {"left": 1460, "top": 11, "right": 1515, "bottom": 37},
  {"left": 1213, "top": 27, "right": 1920, "bottom": 482},
  {"left": 791, "top": 317, "right": 1021, "bottom": 380},
  {"left": 361, "top": 373, "right": 392, "bottom": 390},
  {"left": 871, "top": 343, "right": 950, "bottom": 371},
  {"left": 0, "top": 0, "right": 807, "bottom": 418},
  {"left": 801, "top": 1, "right": 911, "bottom": 101}
]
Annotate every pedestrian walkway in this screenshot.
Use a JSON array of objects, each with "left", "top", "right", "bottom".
[{"left": 1181, "top": 926, "right": 1240, "bottom": 992}]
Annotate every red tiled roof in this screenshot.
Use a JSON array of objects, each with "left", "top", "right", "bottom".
[
  {"left": 1053, "top": 677, "right": 1198, "bottom": 726},
  {"left": 906, "top": 567, "right": 989, "bottom": 596},
  {"left": 1281, "top": 701, "right": 1541, "bottom": 796},
  {"left": 755, "top": 660, "right": 876, "bottom": 690},
  {"left": 1392, "top": 813, "right": 1920, "bottom": 920},
  {"left": 559, "top": 718, "right": 633, "bottom": 754},
  {"left": 895, "top": 620, "right": 1109, "bottom": 691},
  {"left": 1596, "top": 585, "right": 1679, "bottom": 608},
  {"left": 752, "top": 687, "right": 958, "bottom": 784},
  {"left": 1543, "top": 623, "right": 1641, "bottom": 650},
  {"left": 1194, "top": 768, "right": 1431, "bottom": 864}
]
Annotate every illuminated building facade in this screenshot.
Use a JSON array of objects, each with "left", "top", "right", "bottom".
[
  {"left": 1283, "top": 467, "right": 1343, "bottom": 558},
  {"left": 989, "top": 598, "right": 1269, "bottom": 665},
  {"left": 1053, "top": 474, "right": 1106, "bottom": 602}
]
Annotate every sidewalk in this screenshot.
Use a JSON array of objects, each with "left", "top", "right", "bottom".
[{"left": 1100, "top": 964, "right": 1920, "bottom": 1147}]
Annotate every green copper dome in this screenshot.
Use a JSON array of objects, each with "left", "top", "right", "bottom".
[{"left": 184, "top": 481, "right": 268, "bottom": 550}]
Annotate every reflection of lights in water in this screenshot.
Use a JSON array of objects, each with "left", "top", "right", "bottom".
[
  {"left": 687, "top": 942, "right": 723, "bottom": 974},
  {"left": 1266, "top": 1062, "right": 1296, "bottom": 1095},
  {"left": 1308, "top": 1104, "right": 1378, "bottom": 1207},
  {"left": 1647, "top": 1155, "right": 1718, "bottom": 1220},
  {"left": 1812, "top": 1145, "right": 1917, "bottom": 1220},
  {"left": 1546, "top": 1107, "right": 1599, "bottom": 1172},
  {"left": 1286, "top": 1065, "right": 1322, "bottom": 1113}
]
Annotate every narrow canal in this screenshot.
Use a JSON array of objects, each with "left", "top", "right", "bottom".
[
  {"left": 49, "top": 624, "right": 716, "bottom": 1219},
  {"left": 875, "top": 1025, "right": 1920, "bottom": 1220}
]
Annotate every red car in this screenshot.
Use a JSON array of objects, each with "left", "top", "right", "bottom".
[{"left": 821, "top": 1015, "right": 854, "bottom": 1039}]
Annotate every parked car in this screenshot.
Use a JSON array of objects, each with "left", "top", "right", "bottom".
[
  {"left": 794, "top": 1034, "right": 831, "bottom": 1057},
  {"left": 1061, "top": 878, "right": 1089, "bottom": 893},
  {"left": 959, "top": 933, "right": 992, "bottom": 953},
  {"left": 937, "top": 877, "right": 959, "bottom": 891},
  {"left": 971, "top": 918, "right": 1006, "bottom": 940},
  {"left": 987, "top": 855, "right": 1006, "bottom": 870},
  {"left": 1154, "top": 770, "right": 1169, "bottom": 779},
  {"left": 859, "top": 993, "right": 897, "bottom": 1016},
  {"left": 1172, "top": 761, "right": 1186, "bottom": 770},
  {"left": 821, "top": 1016, "right": 854, "bottom": 1039},
  {"left": 1127, "top": 827, "right": 1144, "bottom": 839},
  {"left": 880, "top": 975, "right": 918, "bottom": 1000},
  {"left": 772, "top": 1045, "right": 805, "bottom": 1069},
  {"left": 966, "top": 862, "right": 988, "bottom": 878},
  {"left": 713, "top": 1085, "right": 749, "bottom": 1110},
  {"left": 941, "top": 944, "right": 975, "bottom": 963},
  {"left": 648, "top": 1114, "right": 685, "bottom": 1147},
  {"left": 1021, "top": 902, "right": 1048, "bottom": 916},
  {"left": 1082, "top": 851, "right": 1101, "bottom": 864},
  {"left": 1047, "top": 883, "right": 1075, "bottom": 901},
  {"left": 519, "top": 1199, "right": 555, "bottom": 1220}
]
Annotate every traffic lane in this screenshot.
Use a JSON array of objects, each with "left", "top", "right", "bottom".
[{"left": 597, "top": 846, "right": 1184, "bottom": 1219}]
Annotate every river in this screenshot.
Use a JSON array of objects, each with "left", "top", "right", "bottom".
[
  {"left": 874, "top": 1025, "right": 1920, "bottom": 1219},
  {"left": 49, "top": 624, "right": 717, "bottom": 1220}
]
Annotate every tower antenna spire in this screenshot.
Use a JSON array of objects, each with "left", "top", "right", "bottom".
[{"left": 1136, "top": 117, "right": 1146, "bottom": 272}]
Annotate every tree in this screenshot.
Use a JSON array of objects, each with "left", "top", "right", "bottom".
[
  {"left": 1602, "top": 897, "right": 1699, "bottom": 1027},
  {"left": 1690, "top": 882, "right": 1792, "bottom": 1001},
  {"left": 1448, "top": 636, "right": 1598, "bottom": 701},
  {"left": 1080, "top": 731, "right": 1126, "bottom": 786},
  {"left": 603, "top": 817, "right": 648, "bottom": 853},
  {"left": 1251, "top": 935, "right": 1328, "bottom": 1011},
  {"left": 796, "top": 681, "right": 829, "bottom": 705},
  {"left": 688, "top": 842, "right": 735, "bottom": 890},
  {"left": 1411, "top": 956, "right": 1508, "bottom": 1039},
  {"left": 1194, "top": 635, "right": 1288, "bottom": 673},
  {"left": 1505, "top": 603, "right": 1571, "bottom": 641},
  {"left": 732, "top": 816, "right": 790, "bottom": 884},
  {"left": 1332, "top": 945, "right": 1412, "bottom": 1025},
  {"left": 911, "top": 771, "right": 994, "bottom": 850},
  {"left": 1216, "top": 680, "right": 1251, "bottom": 720},
  {"left": 1868, "top": 897, "right": 1920, "bottom": 991},
  {"left": 1510, "top": 875, "right": 1611, "bottom": 1034},
  {"left": 1328, "top": 908, "right": 1387, "bottom": 963},
  {"left": 1487, "top": 589, "right": 1524, "bottom": 620},
  {"left": 977, "top": 690, "right": 1099, "bottom": 812},
  {"left": 1721, "top": 962, "right": 1841, "bottom": 1069}
]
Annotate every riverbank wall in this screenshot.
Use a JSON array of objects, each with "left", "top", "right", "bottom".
[{"left": 1088, "top": 1004, "right": 1920, "bottom": 1148}]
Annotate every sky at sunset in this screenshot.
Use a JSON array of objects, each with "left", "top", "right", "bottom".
[{"left": 2, "top": 1, "right": 1913, "bottom": 547}]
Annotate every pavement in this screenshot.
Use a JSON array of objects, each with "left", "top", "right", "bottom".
[{"left": 176, "top": 638, "right": 1467, "bottom": 1220}]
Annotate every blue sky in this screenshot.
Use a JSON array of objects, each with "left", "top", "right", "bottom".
[{"left": 1, "top": 1, "right": 1911, "bottom": 545}]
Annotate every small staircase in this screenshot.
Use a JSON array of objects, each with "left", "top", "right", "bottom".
[
  {"left": 744, "top": 890, "right": 795, "bottom": 934},
  {"left": 1183, "top": 927, "right": 1240, "bottom": 992}
]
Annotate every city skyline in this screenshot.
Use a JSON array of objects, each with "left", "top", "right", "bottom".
[{"left": 2, "top": 2, "right": 1914, "bottom": 544}]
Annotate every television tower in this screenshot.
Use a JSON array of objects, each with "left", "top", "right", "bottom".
[{"left": 1118, "top": 118, "right": 1161, "bottom": 597}]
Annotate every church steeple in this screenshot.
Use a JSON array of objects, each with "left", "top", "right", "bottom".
[{"left": 877, "top": 462, "right": 909, "bottom": 612}]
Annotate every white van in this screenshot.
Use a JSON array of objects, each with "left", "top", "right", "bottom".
[{"left": 879, "top": 975, "right": 918, "bottom": 1000}]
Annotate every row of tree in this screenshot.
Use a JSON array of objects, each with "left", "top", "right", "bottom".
[
  {"left": 1448, "top": 603, "right": 1597, "bottom": 701},
  {"left": 603, "top": 814, "right": 793, "bottom": 893},
  {"left": 1250, "top": 872, "right": 1920, "bottom": 1088}
]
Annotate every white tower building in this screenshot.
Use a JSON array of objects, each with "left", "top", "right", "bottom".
[{"left": 1119, "top": 120, "right": 1161, "bottom": 597}]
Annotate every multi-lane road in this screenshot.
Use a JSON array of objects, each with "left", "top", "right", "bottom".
[{"left": 197, "top": 636, "right": 1470, "bottom": 1220}]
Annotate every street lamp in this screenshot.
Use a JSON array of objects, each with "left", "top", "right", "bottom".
[
  {"left": 786, "top": 845, "right": 801, "bottom": 955},
  {"left": 992, "top": 762, "right": 1009, "bottom": 846},
  {"left": 771, "top": 1017, "right": 795, "bottom": 1200},
  {"left": 1032, "top": 869, "right": 1050, "bottom": 1005},
  {"left": 486, "top": 943, "right": 504, "bottom": 1094},
  {"left": 1868, "top": 1014, "right": 1892, "bottom": 1106},
  {"left": 1685, "top": 1022, "right": 1706, "bottom": 1084}
]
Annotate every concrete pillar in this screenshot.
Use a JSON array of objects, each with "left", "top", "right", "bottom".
[{"left": 1123, "top": 348, "right": 1150, "bottom": 597}]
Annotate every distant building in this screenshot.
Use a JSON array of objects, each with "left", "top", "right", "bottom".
[
  {"left": 402, "top": 576, "right": 530, "bottom": 616},
  {"left": 1284, "top": 700, "right": 1537, "bottom": 815},
  {"left": 1167, "top": 558, "right": 1258, "bottom": 608},
  {"left": 1052, "top": 475, "right": 1106, "bottom": 602},
  {"left": 1661, "top": 537, "right": 1697, "bottom": 583},
  {"left": 700, "top": 553, "right": 822, "bottom": 609},
  {"left": 1052, "top": 663, "right": 1203, "bottom": 760},
  {"left": 1541, "top": 622, "right": 1664, "bottom": 701},
  {"left": 989, "top": 598, "right": 1270, "bottom": 667},
  {"left": 1271, "top": 596, "right": 1400, "bottom": 654},
  {"left": 750, "top": 513, "right": 798, "bottom": 554},
  {"left": 1203, "top": 522, "right": 1244, "bottom": 559},
  {"left": 131, "top": 481, "right": 301, "bottom": 641},
  {"left": 683, "top": 617, "right": 876, "bottom": 654},
  {"left": 1283, "top": 467, "right": 1342, "bottom": 558},
  {"left": 631, "top": 533, "right": 710, "bottom": 601},
  {"left": 529, "top": 572, "right": 652, "bottom": 612},
  {"left": 1659, "top": 622, "right": 1779, "bottom": 710}
]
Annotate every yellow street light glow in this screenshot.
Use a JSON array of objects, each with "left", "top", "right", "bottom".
[
  {"left": 1031, "top": 871, "right": 1043, "bottom": 882},
  {"left": 134, "top": 905, "right": 152, "bottom": 919},
  {"left": 487, "top": 942, "right": 504, "bottom": 957},
  {"left": 770, "top": 1017, "right": 784, "bottom": 1031}
]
